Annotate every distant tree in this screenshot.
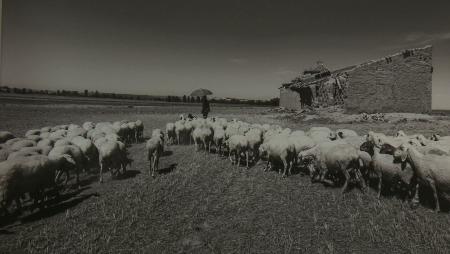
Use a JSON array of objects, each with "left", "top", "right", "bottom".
[
  {"left": 13, "top": 88, "right": 19, "bottom": 93},
  {"left": 22, "top": 88, "right": 27, "bottom": 94},
  {"left": 56, "top": 90, "right": 60, "bottom": 95},
  {"left": 196, "top": 96, "right": 201, "bottom": 103},
  {"left": 5, "top": 86, "right": 10, "bottom": 93},
  {"left": 94, "top": 90, "right": 99, "bottom": 97},
  {"left": 167, "top": 96, "right": 171, "bottom": 102},
  {"left": 270, "top": 97, "right": 280, "bottom": 106},
  {"left": 183, "top": 95, "right": 187, "bottom": 103},
  {"left": 84, "top": 89, "right": 88, "bottom": 96}
]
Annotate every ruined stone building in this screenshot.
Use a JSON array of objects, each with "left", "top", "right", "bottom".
[{"left": 279, "top": 45, "right": 432, "bottom": 113}]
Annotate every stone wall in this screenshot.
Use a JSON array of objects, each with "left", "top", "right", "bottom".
[
  {"left": 279, "top": 87, "right": 302, "bottom": 110},
  {"left": 345, "top": 45, "right": 432, "bottom": 113}
]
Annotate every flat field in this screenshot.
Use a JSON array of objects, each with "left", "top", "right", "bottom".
[{"left": 1, "top": 97, "right": 450, "bottom": 253}]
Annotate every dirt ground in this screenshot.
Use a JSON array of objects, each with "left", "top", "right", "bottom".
[{"left": 1, "top": 101, "right": 450, "bottom": 253}]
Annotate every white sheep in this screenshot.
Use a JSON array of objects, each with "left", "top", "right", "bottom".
[
  {"left": 48, "top": 145, "right": 86, "bottom": 187},
  {"left": 0, "top": 131, "right": 15, "bottom": 144},
  {"left": 258, "top": 135, "right": 296, "bottom": 177},
  {"left": 0, "top": 148, "right": 9, "bottom": 162},
  {"left": 213, "top": 127, "right": 226, "bottom": 155},
  {"left": 25, "top": 129, "right": 41, "bottom": 137},
  {"left": 37, "top": 139, "right": 54, "bottom": 148},
  {"left": 336, "top": 129, "right": 358, "bottom": 139},
  {"left": 0, "top": 154, "right": 75, "bottom": 213},
  {"left": 307, "top": 127, "right": 334, "bottom": 144},
  {"left": 66, "top": 127, "right": 88, "bottom": 139},
  {"left": 245, "top": 128, "right": 264, "bottom": 163},
  {"left": 40, "top": 126, "right": 52, "bottom": 133},
  {"left": 382, "top": 143, "right": 450, "bottom": 212},
  {"left": 166, "top": 123, "right": 176, "bottom": 145},
  {"left": 146, "top": 136, "right": 164, "bottom": 177},
  {"left": 174, "top": 120, "right": 186, "bottom": 145},
  {"left": 226, "top": 135, "right": 250, "bottom": 168},
  {"left": 25, "top": 134, "right": 42, "bottom": 142},
  {"left": 54, "top": 139, "right": 72, "bottom": 147},
  {"left": 71, "top": 136, "right": 100, "bottom": 170},
  {"left": 67, "top": 124, "right": 81, "bottom": 131},
  {"left": 360, "top": 141, "right": 415, "bottom": 198},
  {"left": 9, "top": 139, "right": 37, "bottom": 152},
  {"left": 192, "top": 127, "right": 213, "bottom": 152},
  {"left": 301, "top": 142, "right": 365, "bottom": 193},
  {"left": 82, "top": 122, "right": 95, "bottom": 131},
  {"left": 136, "top": 120, "right": 144, "bottom": 141},
  {"left": 98, "top": 141, "right": 125, "bottom": 183}
]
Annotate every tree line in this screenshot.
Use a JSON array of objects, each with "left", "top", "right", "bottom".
[{"left": 0, "top": 86, "right": 279, "bottom": 106}]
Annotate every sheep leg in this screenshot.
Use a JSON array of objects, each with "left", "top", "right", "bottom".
[
  {"left": 203, "top": 140, "right": 207, "bottom": 152},
  {"left": 237, "top": 151, "right": 241, "bottom": 168},
  {"left": 281, "top": 158, "right": 287, "bottom": 177},
  {"left": 99, "top": 162, "right": 104, "bottom": 183},
  {"left": 377, "top": 172, "right": 382, "bottom": 199},
  {"left": 409, "top": 183, "right": 420, "bottom": 206},
  {"left": 152, "top": 151, "right": 159, "bottom": 177},
  {"left": 355, "top": 169, "right": 366, "bottom": 192},
  {"left": 288, "top": 160, "right": 293, "bottom": 176},
  {"left": 341, "top": 170, "right": 351, "bottom": 194},
  {"left": 245, "top": 150, "right": 249, "bottom": 168},
  {"left": 149, "top": 156, "right": 153, "bottom": 175},
  {"left": 194, "top": 139, "right": 199, "bottom": 151},
  {"left": 429, "top": 180, "right": 440, "bottom": 212}
]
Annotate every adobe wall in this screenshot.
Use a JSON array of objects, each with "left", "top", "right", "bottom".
[
  {"left": 345, "top": 46, "right": 432, "bottom": 113},
  {"left": 279, "top": 87, "right": 302, "bottom": 110}
]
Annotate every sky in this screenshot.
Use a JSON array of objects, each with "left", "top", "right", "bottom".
[{"left": 1, "top": 0, "right": 450, "bottom": 108}]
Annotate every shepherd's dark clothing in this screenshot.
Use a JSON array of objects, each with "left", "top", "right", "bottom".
[{"left": 201, "top": 96, "right": 210, "bottom": 119}]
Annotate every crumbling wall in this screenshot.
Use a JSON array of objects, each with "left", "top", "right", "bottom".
[
  {"left": 279, "top": 87, "right": 301, "bottom": 110},
  {"left": 345, "top": 45, "right": 432, "bottom": 113}
]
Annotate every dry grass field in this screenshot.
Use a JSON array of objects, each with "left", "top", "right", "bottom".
[{"left": 1, "top": 99, "right": 450, "bottom": 253}]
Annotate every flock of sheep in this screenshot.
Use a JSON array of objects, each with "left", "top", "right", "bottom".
[
  {"left": 2, "top": 114, "right": 450, "bottom": 216},
  {"left": 161, "top": 115, "right": 450, "bottom": 212},
  {"left": 0, "top": 120, "right": 143, "bottom": 214}
]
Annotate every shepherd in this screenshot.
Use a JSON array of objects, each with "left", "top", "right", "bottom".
[
  {"left": 190, "top": 88, "right": 213, "bottom": 119},
  {"left": 201, "top": 95, "right": 210, "bottom": 119}
]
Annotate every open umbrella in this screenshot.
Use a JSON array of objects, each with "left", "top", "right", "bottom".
[{"left": 190, "top": 88, "right": 213, "bottom": 97}]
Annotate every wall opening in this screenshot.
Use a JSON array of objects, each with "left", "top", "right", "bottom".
[{"left": 299, "top": 87, "right": 313, "bottom": 107}]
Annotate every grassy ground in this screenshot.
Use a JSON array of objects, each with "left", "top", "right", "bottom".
[{"left": 1, "top": 103, "right": 450, "bottom": 253}]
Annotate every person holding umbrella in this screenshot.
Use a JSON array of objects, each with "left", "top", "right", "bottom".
[
  {"left": 190, "top": 88, "right": 213, "bottom": 119},
  {"left": 201, "top": 95, "right": 210, "bottom": 119}
]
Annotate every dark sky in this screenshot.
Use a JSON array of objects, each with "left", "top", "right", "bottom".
[{"left": 2, "top": 0, "right": 450, "bottom": 108}]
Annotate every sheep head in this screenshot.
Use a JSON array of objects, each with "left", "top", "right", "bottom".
[
  {"left": 360, "top": 141, "right": 374, "bottom": 157},
  {"left": 379, "top": 143, "right": 396, "bottom": 155},
  {"left": 431, "top": 134, "right": 441, "bottom": 141}
]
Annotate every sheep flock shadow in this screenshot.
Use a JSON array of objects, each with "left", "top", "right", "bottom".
[{"left": 0, "top": 186, "right": 99, "bottom": 230}]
